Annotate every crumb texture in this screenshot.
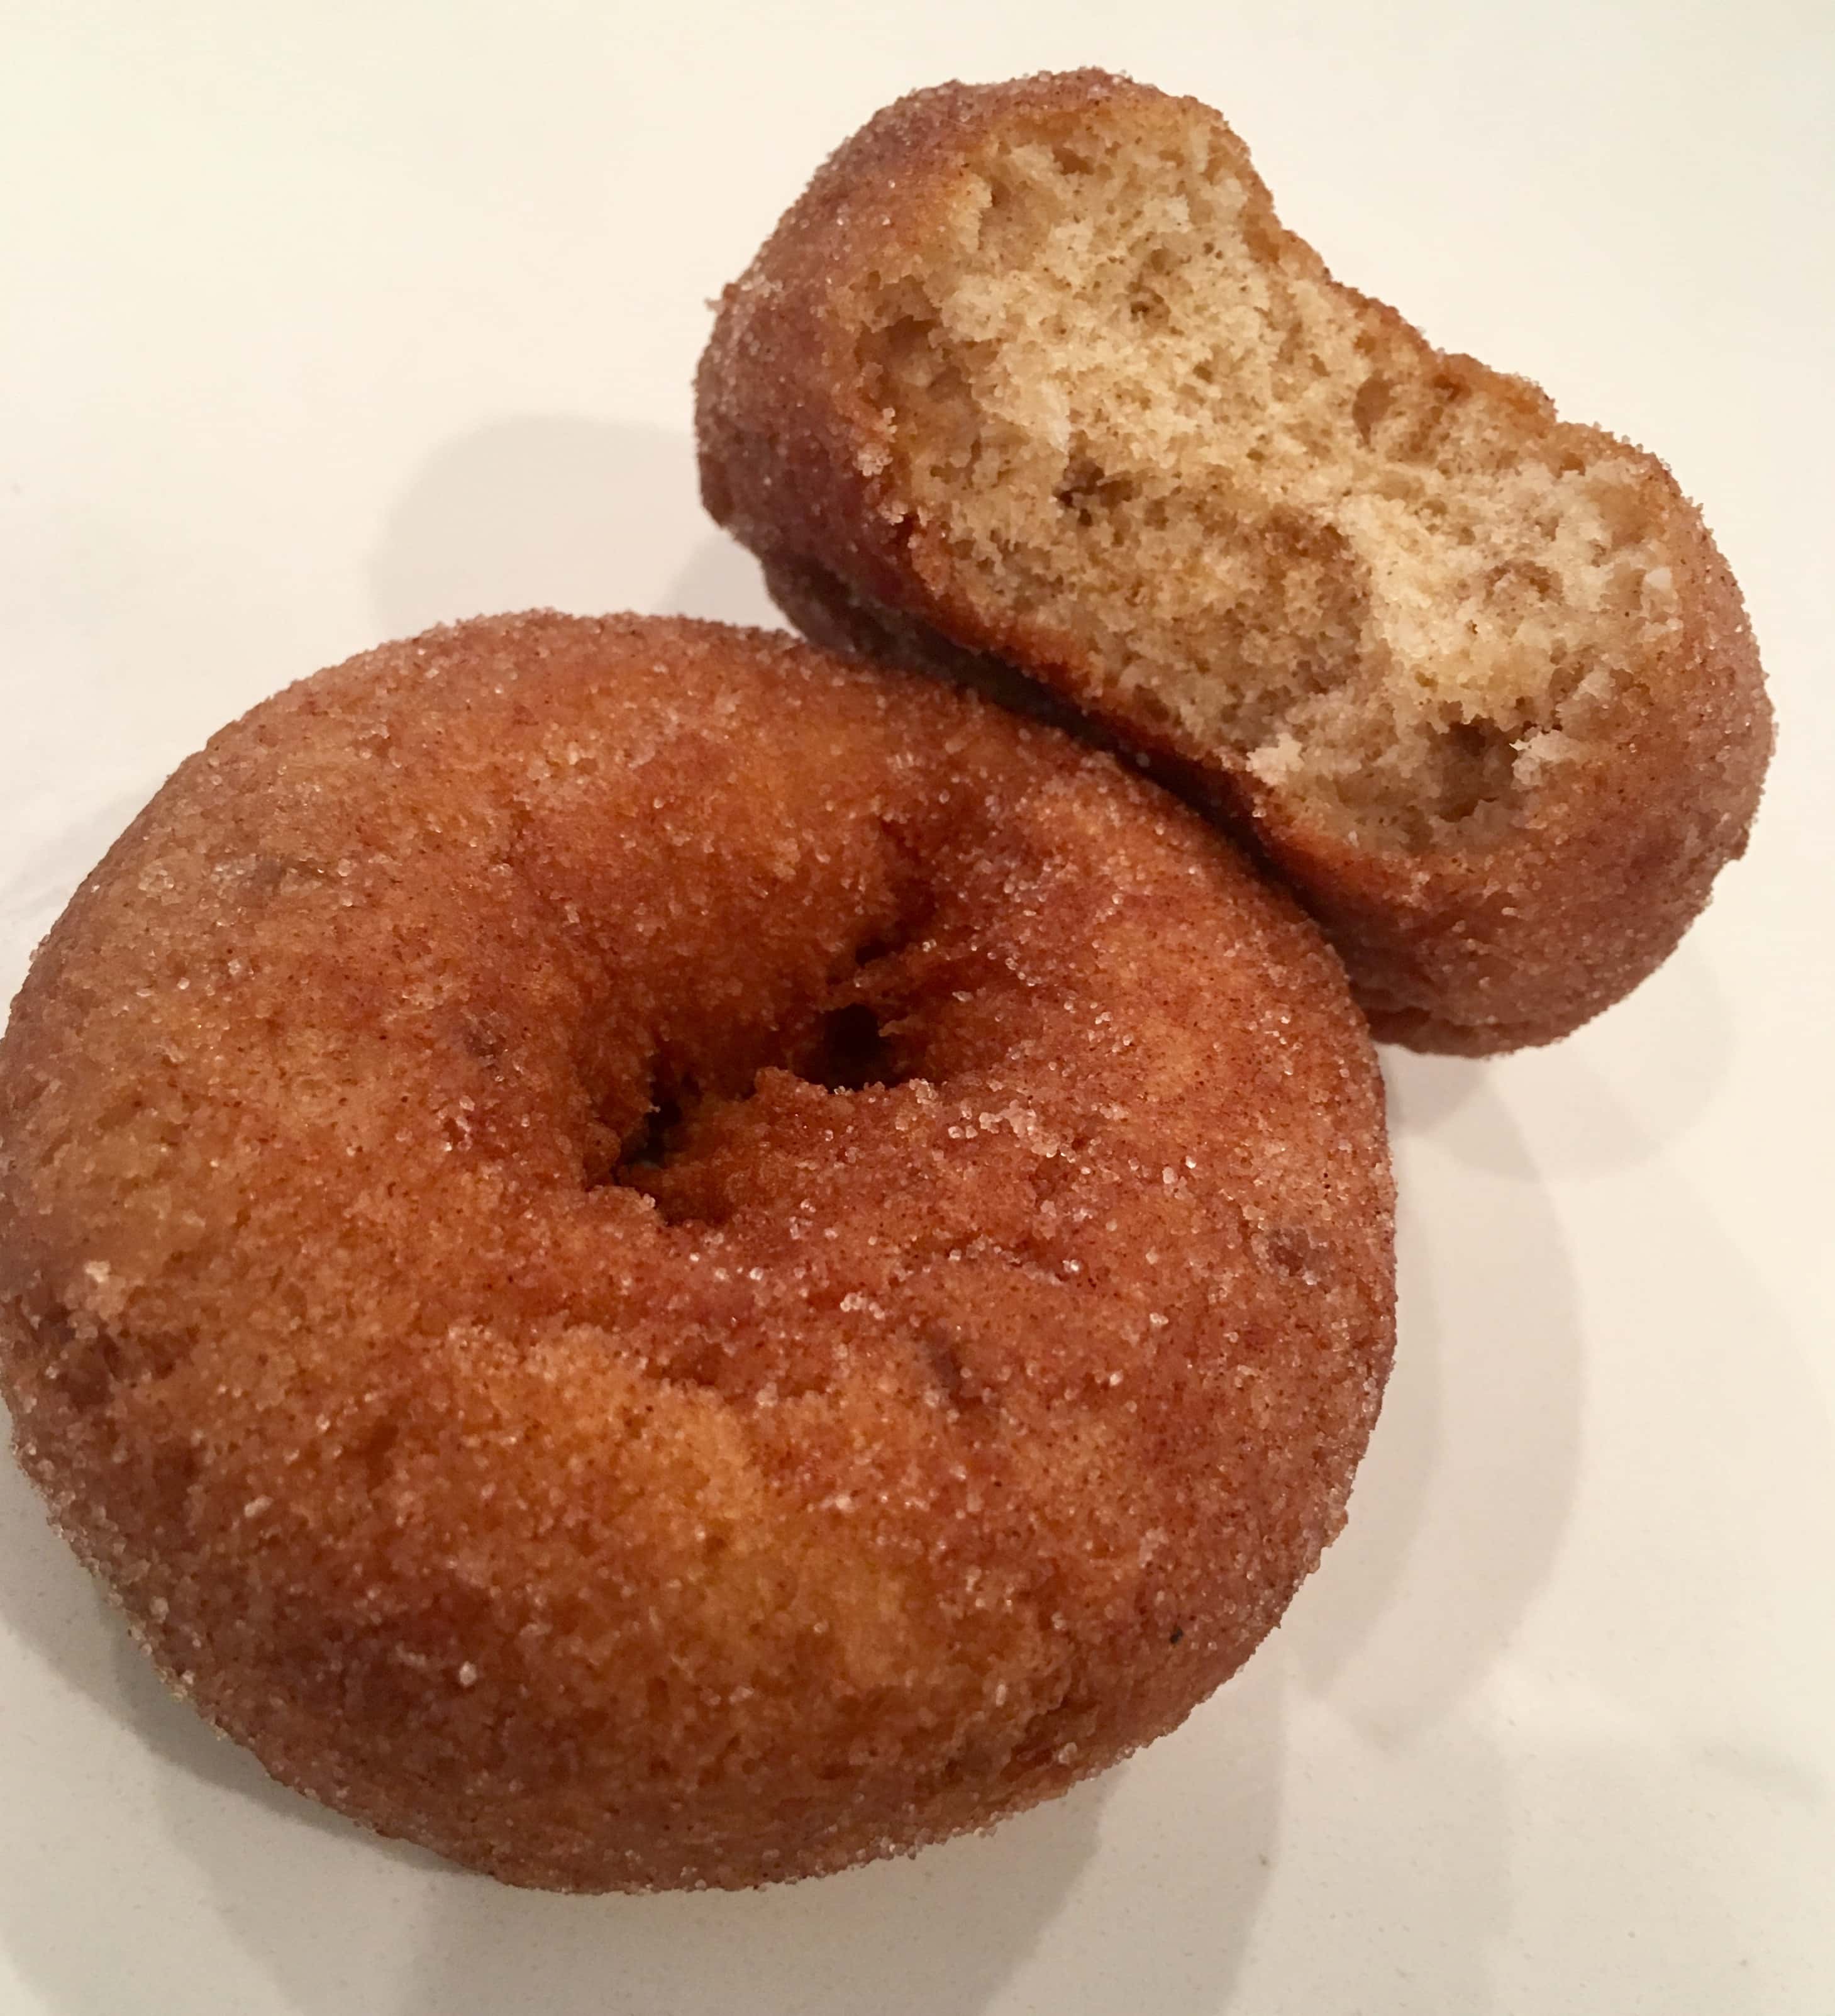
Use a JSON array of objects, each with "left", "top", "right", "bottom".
[
  {"left": 857, "top": 121, "right": 1687, "bottom": 840},
  {"left": 0, "top": 611, "right": 1394, "bottom": 1890}
]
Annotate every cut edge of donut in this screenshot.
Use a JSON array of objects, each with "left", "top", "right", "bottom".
[{"left": 836, "top": 74, "right": 1715, "bottom": 852}]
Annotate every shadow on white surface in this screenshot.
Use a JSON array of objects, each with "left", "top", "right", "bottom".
[
  {"left": 370, "top": 415, "right": 675, "bottom": 635},
  {"left": 1, "top": 1462, "right": 438, "bottom": 1852},
  {"left": 375, "top": 1654, "right": 1287, "bottom": 2016},
  {"left": 1291, "top": 1061, "right": 1583, "bottom": 1729},
  {"left": 368, "top": 416, "right": 779, "bottom": 642},
  {"left": 1194, "top": 1064, "right": 1578, "bottom": 2012},
  {"left": 663, "top": 529, "right": 786, "bottom": 633},
  {"left": 391, "top": 1788, "right": 1113, "bottom": 2016},
  {"left": 1387, "top": 942, "right": 1738, "bottom": 1181}
]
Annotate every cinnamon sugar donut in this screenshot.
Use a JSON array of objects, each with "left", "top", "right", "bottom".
[
  {"left": 0, "top": 611, "right": 1393, "bottom": 1890},
  {"left": 696, "top": 70, "right": 1772, "bottom": 1053}
]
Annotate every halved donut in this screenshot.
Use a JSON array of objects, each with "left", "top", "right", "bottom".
[{"left": 696, "top": 70, "right": 1772, "bottom": 1052}]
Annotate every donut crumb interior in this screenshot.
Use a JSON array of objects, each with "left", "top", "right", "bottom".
[{"left": 855, "top": 106, "right": 1687, "bottom": 846}]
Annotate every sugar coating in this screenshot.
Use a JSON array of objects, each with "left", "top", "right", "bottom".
[
  {"left": 697, "top": 70, "right": 1772, "bottom": 1054},
  {"left": 0, "top": 611, "right": 1394, "bottom": 1890}
]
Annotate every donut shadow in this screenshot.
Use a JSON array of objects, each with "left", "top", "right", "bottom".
[
  {"left": 391, "top": 1789, "right": 1108, "bottom": 2016},
  {"left": 1289, "top": 1064, "right": 1583, "bottom": 1728},
  {"left": 1240, "top": 1076, "right": 1552, "bottom": 2008},
  {"left": 390, "top": 1655, "right": 1283, "bottom": 2016},
  {"left": 104, "top": 1625, "right": 451, "bottom": 1864},
  {"left": 100, "top": 1666, "right": 1278, "bottom": 2016},
  {"left": 369, "top": 415, "right": 770, "bottom": 641},
  {"left": 0, "top": 1459, "right": 133, "bottom": 1720},
  {"left": 661, "top": 530, "right": 784, "bottom": 631},
  {"left": 1381, "top": 1045, "right": 1482, "bottom": 1137},
  {"left": 0, "top": 1454, "right": 440, "bottom": 1864},
  {"left": 1386, "top": 942, "right": 1736, "bottom": 1178}
]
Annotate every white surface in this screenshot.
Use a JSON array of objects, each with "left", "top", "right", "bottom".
[{"left": 2, "top": 3, "right": 1831, "bottom": 2010}]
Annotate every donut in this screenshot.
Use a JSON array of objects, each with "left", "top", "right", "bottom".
[
  {"left": 696, "top": 70, "right": 1773, "bottom": 1054},
  {"left": 0, "top": 612, "right": 1394, "bottom": 1891}
]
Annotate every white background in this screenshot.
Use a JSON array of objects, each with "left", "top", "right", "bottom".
[{"left": 2, "top": 3, "right": 1831, "bottom": 2011}]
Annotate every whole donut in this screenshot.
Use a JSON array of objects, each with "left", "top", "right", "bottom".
[{"left": 0, "top": 612, "right": 1393, "bottom": 1890}]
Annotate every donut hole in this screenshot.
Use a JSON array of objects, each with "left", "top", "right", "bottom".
[
  {"left": 599, "top": 1074, "right": 713, "bottom": 1221},
  {"left": 799, "top": 1000, "right": 905, "bottom": 1094},
  {"left": 601, "top": 986, "right": 924, "bottom": 1226},
  {"left": 615, "top": 1083, "right": 696, "bottom": 1174}
]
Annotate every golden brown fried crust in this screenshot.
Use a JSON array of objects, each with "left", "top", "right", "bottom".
[
  {"left": 696, "top": 70, "right": 1773, "bottom": 1054},
  {"left": 0, "top": 612, "right": 1393, "bottom": 1890}
]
